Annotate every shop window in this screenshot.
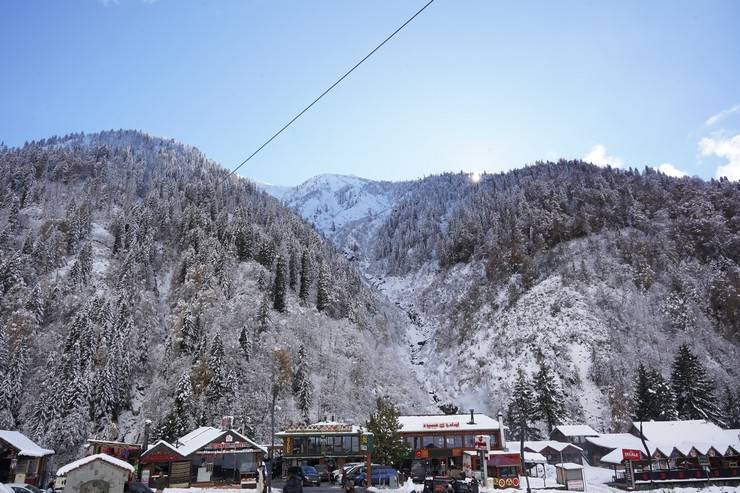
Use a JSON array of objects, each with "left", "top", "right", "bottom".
[
  {"left": 489, "top": 434, "right": 498, "bottom": 446},
  {"left": 463, "top": 435, "right": 475, "bottom": 447},
  {"left": 446, "top": 436, "right": 462, "bottom": 448},
  {"left": 423, "top": 436, "right": 435, "bottom": 448},
  {"left": 406, "top": 437, "right": 415, "bottom": 450},
  {"left": 434, "top": 436, "right": 445, "bottom": 449}
]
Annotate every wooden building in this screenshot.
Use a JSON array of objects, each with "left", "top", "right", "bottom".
[
  {"left": 139, "top": 426, "right": 266, "bottom": 488},
  {"left": 85, "top": 439, "right": 142, "bottom": 468},
  {"left": 549, "top": 425, "right": 599, "bottom": 446},
  {"left": 56, "top": 454, "right": 134, "bottom": 493},
  {"left": 524, "top": 441, "right": 584, "bottom": 465},
  {"left": 0, "top": 430, "right": 54, "bottom": 486}
]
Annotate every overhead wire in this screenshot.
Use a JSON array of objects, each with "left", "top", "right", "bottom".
[{"left": 219, "top": 0, "right": 435, "bottom": 185}]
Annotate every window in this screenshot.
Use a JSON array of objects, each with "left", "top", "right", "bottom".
[
  {"left": 434, "top": 436, "right": 445, "bottom": 448},
  {"left": 351, "top": 436, "right": 359, "bottom": 452},
  {"left": 406, "top": 437, "right": 415, "bottom": 449},
  {"left": 423, "top": 436, "right": 435, "bottom": 448},
  {"left": 489, "top": 434, "right": 498, "bottom": 446},
  {"left": 463, "top": 435, "right": 475, "bottom": 447},
  {"left": 446, "top": 435, "right": 462, "bottom": 448}
]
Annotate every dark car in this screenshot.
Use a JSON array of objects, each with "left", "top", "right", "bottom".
[
  {"left": 313, "top": 464, "right": 330, "bottom": 482},
  {"left": 287, "top": 466, "right": 321, "bottom": 486},
  {"left": 126, "top": 482, "right": 155, "bottom": 493}
]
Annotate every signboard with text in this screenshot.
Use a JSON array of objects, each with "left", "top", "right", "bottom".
[{"left": 622, "top": 449, "right": 641, "bottom": 461}]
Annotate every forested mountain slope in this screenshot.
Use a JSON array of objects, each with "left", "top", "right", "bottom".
[
  {"left": 0, "top": 130, "right": 429, "bottom": 464},
  {"left": 269, "top": 164, "right": 740, "bottom": 432}
]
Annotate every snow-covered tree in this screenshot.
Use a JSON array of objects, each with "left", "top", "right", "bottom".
[
  {"left": 299, "top": 250, "right": 311, "bottom": 303},
  {"left": 671, "top": 344, "right": 723, "bottom": 424},
  {"left": 632, "top": 363, "right": 676, "bottom": 421},
  {"left": 366, "top": 397, "right": 409, "bottom": 468},
  {"left": 534, "top": 360, "right": 566, "bottom": 433},
  {"left": 506, "top": 368, "right": 542, "bottom": 440},
  {"left": 292, "top": 344, "right": 313, "bottom": 423},
  {"left": 273, "top": 254, "right": 287, "bottom": 312}
]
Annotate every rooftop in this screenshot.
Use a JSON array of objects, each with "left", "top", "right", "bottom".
[
  {"left": 0, "top": 430, "right": 54, "bottom": 457},
  {"left": 276, "top": 422, "right": 368, "bottom": 436},
  {"left": 57, "top": 454, "right": 134, "bottom": 476},
  {"left": 398, "top": 413, "right": 501, "bottom": 433},
  {"left": 524, "top": 440, "right": 583, "bottom": 453},
  {"left": 176, "top": 427, "right": 266, "bottom": 456},
  {"left": 552, "top": 425, "right": 599, "bottom": 437}
]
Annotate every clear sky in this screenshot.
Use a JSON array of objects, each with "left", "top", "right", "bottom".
[{"left": 2, "top": 0, "right": 740, "bottom": 185}]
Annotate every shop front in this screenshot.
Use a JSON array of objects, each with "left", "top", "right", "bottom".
[
  {"left": 177, "top": 427, "right": 266, "bottom": 486},
  {"left": 139, "top": 440, "right": 189, "bottom": 488},
  {"left": 398, "top": 411, "right": 504, "bottom": 479},
  {"left": 276, "top": 421, "right": 371, "bottom": 474},
  {"left": 0, "top": 430, "right": 54, "bottom": 486},
  {"left": 487, "top": 452, "right": 523, "bottom": 489}
]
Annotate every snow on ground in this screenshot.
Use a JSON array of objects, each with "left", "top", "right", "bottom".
[
  {"left": 364, "top": 467, "right": 740, "bottom": 493},
  {"left": 165, "top": 489, "right": 282, "bottom": 493}
]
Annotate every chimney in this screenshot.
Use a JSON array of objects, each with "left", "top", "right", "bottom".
[
  {"left": 331, "top": 415, "right": 335, "bottom": 422},
  {"left": 498, "top": 410, "right": 507, "bottom": 450},
  {"left": 221, "top": 415, "right": 234, "bottom": 430},
  {"left": 468, "top": 409, "right": 475, "bottom": 424}
]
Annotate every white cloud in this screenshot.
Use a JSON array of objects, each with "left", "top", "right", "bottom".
[
  {"left": 582, "top": 144, "right": 623, "bottom": 168},
  {"left": 705, "top": 104, "right": 740, "bottom": 127},
  {"left": 699, "top": 134, "right": 740, "bottom": 181},
  {"left": 656, "top": 163, "right": 688, "bottom": 178}
]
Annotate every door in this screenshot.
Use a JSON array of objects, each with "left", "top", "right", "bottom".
[{"left": 80, "top": 479, "right": 110, "bottom": 493}]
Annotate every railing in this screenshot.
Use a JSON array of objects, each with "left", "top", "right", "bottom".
[{"left": 614, "top": 468, "right": 740, "bottom": 483}]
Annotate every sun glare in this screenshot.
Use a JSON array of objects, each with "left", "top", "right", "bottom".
[{"left": 470, "top": 172, "right": 481, "bottom": 183}]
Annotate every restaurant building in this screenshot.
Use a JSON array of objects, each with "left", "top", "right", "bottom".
[
  {"left": 0, "top": 430, "right": 54, "bottom": 486},
  {"left": 397, "top": 411, "right": 505, "bottom": 478},
  {"left": 275, "top": 421, "right": 372, "bottom": 472},
  {"left": 85, "top": 439, "right": 142, "bottom": 468},
  {"left": 139, "top": 426, "right": 266, "bottom": 488}
]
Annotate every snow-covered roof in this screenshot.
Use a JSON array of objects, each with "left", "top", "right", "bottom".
[
  {"left": 555, "top": 462, "right": 584, "bottom": 470},
  {"left": 143, "top": 439, "right": 182, "bottom": 455},
  {"left": 585, "top": 433, "right": 645, "bottom": 451},
  {"left": 276, "top": 422, "right": 368, "bottom": 436},
  {"left": 398, "top": 414, "right": 501, "bottom": 433},
  {"left": 57, "top": 454, "right": 134, "bottom": 476},
  {"left": 501, "top": 444, "right": 548, "bottom": 464},
  {"left": 175, "top": 427, "right": 266, "bottom": 456},
  {"left": 0, "top": 430, "right": 54, "bottom": 457},
  {"left": 552, "top": 425, "right": 599, "bottom": 437},
  {"left": 524, "top": 440, "right": 583, "bottom": 453},
  {"left": 600, "top": 448, "right": 639, "bottom": 465}
]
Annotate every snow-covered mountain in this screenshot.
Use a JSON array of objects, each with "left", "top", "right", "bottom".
[
  {"left": 0, "top": 132, "right": 431, "bottom": 463},
  {"left": 263, "top": 167, "right": 740, "bottom": 432},
  {"left": 259, "top": 174, "right": 411, "bottom": 261}
]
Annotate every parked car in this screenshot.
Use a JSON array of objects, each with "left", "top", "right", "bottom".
[
  {"left": 8, "top": 485, "right": 42, "bottom": 493},
  {"left": 7, "top": 485, "right": 44, "bottom": 493},
  {"left": 313, "top": 464, "right": 330, "bottom": 482},
  {"left": 344, "top": 463, "right": 381, "bottom": 483},
  {"left": 287, "top": 466, "right": 321, "bottom": 486},
  {"left": 353, "top": 466, "right": 398, "bottom": 487},
  {"left": 125, "top": 482, "right": 155, "bottom": 493},
  {"left": 331, "top": 463, "right": 363, "bottom": 482}
]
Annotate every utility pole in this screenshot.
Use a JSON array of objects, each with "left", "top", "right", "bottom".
[
  {"left": 269, "top": 382, "right": 277, "bottom": 493},
  {"left": 519, "top": 416, "right": 531, "bottom": 493}
]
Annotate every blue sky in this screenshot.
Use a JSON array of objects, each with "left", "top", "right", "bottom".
[{"left": 2, "top": 0, "right": 739, "bottom": 185}]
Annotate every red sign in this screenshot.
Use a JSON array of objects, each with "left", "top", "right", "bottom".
[
  {"left": 422, "top": 422, "right": 460, "bottom": 429},
  {"left": 622, "top": 449, "right": 641, "bottom": 461}
]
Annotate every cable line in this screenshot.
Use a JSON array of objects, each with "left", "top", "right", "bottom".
[{"left": 220, "top": 0, "right": 435, "bottom": 184}]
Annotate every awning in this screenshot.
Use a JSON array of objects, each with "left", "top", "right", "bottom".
[{"left": 487, "top": 454, "right": 521, "bottom": 467}]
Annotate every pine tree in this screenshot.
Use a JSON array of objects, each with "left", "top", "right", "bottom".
[
  {"left": 292, "top": 344, "right": 313, "bottom": 423},
  {"left": 257, "top": 293, "right": 271, "bottom": 333},
  {"left": 506, "top": 368, "right": 542, "bottom": 440},
  {"left": 632, "top": 364, "right": 676, "bottom": 421},
  {"left": 366, "top": 397, "right": 409, "bottom": 468},
  {"left": 288, "top": 249, "right": 298, "bottom": 291},
  {"left": 206, "top": 334, "right": 232, "bottom": 404},
  {"left": 316, "top": 263, "right": 331, "bottom": 312},
  {"left": 273, "top": 254, "right": 287, "bottom": 312},
  {"left": 180, "top": 308, "right": 202, "bottom": 355},
  {"left": 534, "top": 360, "right": 566, "bottom": 433},
  {"left": 671, "top": 344, "right": 724, "bottom": 424},
  {"left": 238, "top": 326, "right": 251, "bottom": 361},
  {"left": 299, "top": 250, "right": 311, "bottom": 303},
  {"left": 722, "top": 385, "right": 740, "bottom": 428}
]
